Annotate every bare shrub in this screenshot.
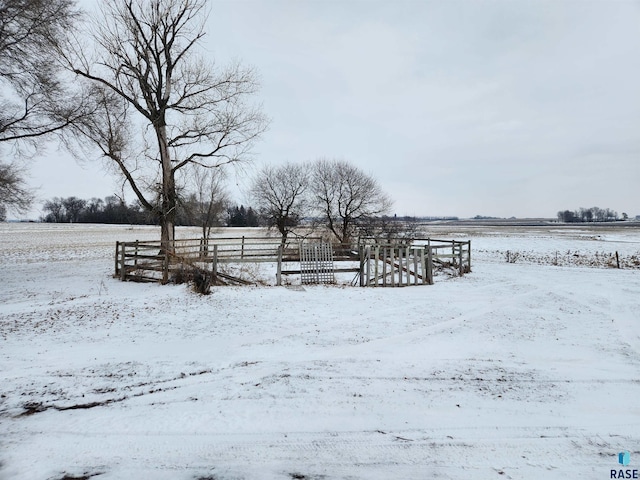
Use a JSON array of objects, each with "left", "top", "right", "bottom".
[
  {"left": 171, "top": 263, "right": 212, "bottom": 294},
  {"left": 191, "top": 269, "right": 212, "bottom": 295},
  {"left": 506, "top": 250, "right": 520, "bottom": 263}
]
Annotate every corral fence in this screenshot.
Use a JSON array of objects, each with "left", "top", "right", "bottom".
[
  {"left": 357, "top": 238, "right": 471, "bottom": 287},
  {"left": 114, "top": 236, "right": 471, "bottom": 287},
  {"left": 114, "top": 236, "right": 311, "bottom": 285}
]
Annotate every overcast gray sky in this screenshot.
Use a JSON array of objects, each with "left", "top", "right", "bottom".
[{"left": 26, "top": 0, "right": 640, "bottom": 219}]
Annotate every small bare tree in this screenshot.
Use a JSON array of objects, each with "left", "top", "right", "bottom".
[
  {"left": 311, "top": 158, "right": 392, "bottom": 244},
  {"left": 250, "top": 162, "right": 309, "bottom": 245},
  {"left": 64, "top": 0, "right": 267, "bottom": 260},
  {"left": 179, "top": 166, "right": 229, "bottom": 242},
  {"left": 0, "top": 161, "right": 35, "bottom": 217}
]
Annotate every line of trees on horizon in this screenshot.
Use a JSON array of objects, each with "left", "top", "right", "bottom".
[
  {"left": 41, "top": 196, "right": 154, "bottom": 225},
  {"left": 40, "top": 195, "right": 264, "bottom": 228},
  {"left": 39, "top": 191, "right": 423, "bottom": 246},
  {"left": 556, "top": 207, "right": 626, "bottom": 223}
]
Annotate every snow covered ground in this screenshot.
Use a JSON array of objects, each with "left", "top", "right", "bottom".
[{"left": 1, "top": 223, "right": 640, "bottom": 480}]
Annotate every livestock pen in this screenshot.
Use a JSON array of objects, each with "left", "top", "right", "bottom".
[{"left": 114, "top": 236, "right": 471, "bottom": 287}]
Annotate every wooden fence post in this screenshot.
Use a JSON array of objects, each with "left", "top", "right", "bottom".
[
  {"left": 467, "top": 240, "right": 472, "bottom": 273},
  {"left": 359, "top": 244, "right": 365, "bottom": 287},
  {"left": 373, "top": 245, "right": 379, "bottom": 287},
  {"left": 365, "top": 246, "right": 371, "bottom": 287},
  {"left": 161, "top": 247, "right": 169, "bottom": 285},
  {"left": 276, "top": 244, "right": 282, "bottom": 286},
  {"left": 389, "top": 247, "right": 396, "bottom": 287},
  {"left": 241, "top": 236, "right": 245, "bottom": 259},
  {"left": 427, "top": 245, "right": 433, "bottom": 285},
  {"left": 119, "top": 242, "right": 126, "bottom": 281},
  {"left": 115, "top": 241, "right": 120, "bottom": 278},
  {"left": 212, "top": 244, "right": 218, "bottom": 281},
  {"left": 451, "top": 240, "right": 455, "bottom": 266},
  {"left": 458, "top": 243, "right": 464, "bottom": 276}
]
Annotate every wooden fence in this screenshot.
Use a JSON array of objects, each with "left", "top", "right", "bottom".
[
  {"left": 114, "top": 236, "right": 471, "bottom": 287},
  {"left": 358, "top": 238, "right": 471, "bottom": 287},
  {"left": 114, "top": 237, "right": 308, "bottom": 284}
]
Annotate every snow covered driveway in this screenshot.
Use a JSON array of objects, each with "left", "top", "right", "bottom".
[{"left": 1, "top": 224, "right": 639, "bottom": 479}]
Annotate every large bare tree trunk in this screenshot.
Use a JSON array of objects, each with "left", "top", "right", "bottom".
[{"left": 158, "top": 122, "right": 176, "bottom": 254}]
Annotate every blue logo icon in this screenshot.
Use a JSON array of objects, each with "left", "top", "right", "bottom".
[{"left": 619, "top": 451, "right": 631, "bottom": 466}]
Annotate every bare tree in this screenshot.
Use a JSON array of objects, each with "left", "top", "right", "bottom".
[
  {"left": 61, "top": 196, "right": 86, "bottom": 222},
  {"left": 42, "top": 197, "right": 65, "bottom": 222},
  {"left": 0, "top": 161, "right": 34, "bottom": 217},
  {"left": 592, "top": 206, "right": 605, "bottom": 222},
  {"left": 179, "top": 166, "right": 229, "bottom": 242},
  {"left": 64, "top": 0, "right": 268, "bottom": 257},
  {"left": 250, "top": 162, "right": 309, "bottom": 245},
  {"left": 311, "top": 158, "right": 392, "bottom": 244}
]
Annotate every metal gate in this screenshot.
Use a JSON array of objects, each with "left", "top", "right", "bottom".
[{"left": 299, "top": 242, "right": 334, "bottom": 284}]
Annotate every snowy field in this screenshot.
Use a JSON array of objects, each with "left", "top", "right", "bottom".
[{"left": 1, "top": 222, "right": 640, "bottom": 480}]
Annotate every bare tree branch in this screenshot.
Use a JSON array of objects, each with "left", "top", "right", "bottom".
[{"left": 0, "top": 0, "right": 84, "bottom": 144}]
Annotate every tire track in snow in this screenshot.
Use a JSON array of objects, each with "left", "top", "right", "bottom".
[{"left": 11, "top": 427, "right": 626, "bottom": 479}]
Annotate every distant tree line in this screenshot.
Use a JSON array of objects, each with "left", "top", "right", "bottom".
[
  {"left": 41, "top": 197, "right": 155, "bottom": 224},
  {"left": 226, "top": 205, "right": 261, "bottom": 227},
  {"left": 557, "top": 207, "right": 625, "bottom": 223},
  {"left": 40, "top": 195, "right": 266, "bottom": 228}
]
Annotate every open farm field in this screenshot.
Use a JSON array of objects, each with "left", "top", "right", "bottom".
[
  {"left": 1, "top": 223, "right": 639, "bottom": 480},
  {"left": 422, "top": 222, "right": 640, "bottom": 269}
]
